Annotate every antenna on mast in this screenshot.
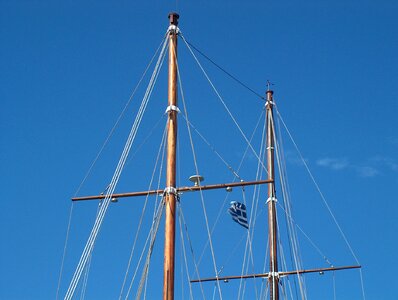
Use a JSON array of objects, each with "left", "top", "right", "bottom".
[{"left": 266, "top": 80, "right": 274, "bottom": 92}]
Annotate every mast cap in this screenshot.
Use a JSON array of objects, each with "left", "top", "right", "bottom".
[{"left": 168, "top": 12, "right": 179, "bottom": 25}]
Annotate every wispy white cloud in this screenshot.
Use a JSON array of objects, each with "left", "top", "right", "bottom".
[
  {"left": 315, "top": 155, "right": 398, "bottom": 178},
  {"left": 370, "top": 156, "right": 398, "bottom": 172},
  {"left": 284, "top": 150, "right": 308, "bottom": 166},
  {"left": 316, "top": 157, "right": 349, "bottom": 170},
  {"left": 355, "top": 166, "right": 379, "bottom": 177}
]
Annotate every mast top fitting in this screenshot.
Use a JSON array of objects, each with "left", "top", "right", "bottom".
[
  {"left": 168, "top": 12, "right": 179, "bottom": 25},
  {"left": 266, "top": 80, "right": 274, "bottom": 92},
  {"left": 266, "top": 86, "right": 274, "bottom": 107}
]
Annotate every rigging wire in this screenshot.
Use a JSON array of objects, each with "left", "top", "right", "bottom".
[
  {"left": 182, "top": 38, "right": 265, "bottom": 100},
  {"left": 79, "top": 200, "right": 103, "bottom": 300},
  {"left": 193, "top": 110, "right": 265, "bottom": 271},
  {"left": 179, "top": 203, "right": 207, "bottom": 300},
  {"left": 135, "top": 200, "right": 165, "bottom": 300},
  {"left": 275, "top": 105, "right": 366, "bottom": 300},
  {"left": 182, "top": 108, "right": 265, "bottom": 297},
  {"left": 275, "top": 107, "right": 301, "bottom": 300},
  {"left": 118, "top": 122, "right": 168, "bottom": 299},
  {"left": 177, "top": 203, "right": 196, "bottom": 300},
  {"left": 258, "top": 240, "right": 269, "bottom": 300},
  {"left": 64, "top": 33, "right": 169, "bottom": 300},
  {"left": 126, "top": 115, "right": 166, "bottom": 166},
  {"left": 143, "top": 119, "right": 170, "bottom": 299},
  {"left": 176, "top": 117, "right": 185, "bottom": 300},
  {"left": 239, "top": 187, "right": 259, "bottom": 300},
  {"left": 126, "top": 120, "right": 168, "bottom": 300},
  {"left": 276, "top": 203, "right": 334, "bottom": 269},
  {"left": 79, "top": 253, "right": 92, "bottom": 300},
  {"left": 180, "top": 33, "right": 269, "bottom": 176},
  {"left": 175, "top": 39, "right": 224, "bottom": 300},
  {"left": 238, "top": 195, "right": 259, "bottom": 300},
  {"left": 275, "top": 107, "right": 361, "bottom": 263},
  {"left": 124, "top": 201, "right": 163, "bottom": 300},
  {"left": 238, "top": 108, "right": 267, "bottom": 300},
  {"left": 276, "top": 214, "right": 294, "bottom": 300},
  {"left": 56, "top": 203, "right": 74, "bottom": 300},
  {"left": 271, "top": 111, "right": 307, "bottom": 299},
  {"left": 56, "top": 34, "right": 168, "bottom": 300},
  {"left": 179, "top": 114, "right": 242, "bottom": 180}
]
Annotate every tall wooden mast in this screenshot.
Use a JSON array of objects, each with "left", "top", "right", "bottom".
[
  {"left": 163, "top": 12, "right": 179, "bottom": 300},
  {"left": 266, "top": 87, "right": 279, "bottom": 300}
]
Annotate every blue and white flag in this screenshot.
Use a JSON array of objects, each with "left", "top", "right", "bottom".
[{"left": 228, "top": 201, "right": 249, "bottom": 229}]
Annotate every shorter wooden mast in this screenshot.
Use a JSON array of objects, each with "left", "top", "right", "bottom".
[
  {"left": 188, "top": 87, "right": 361, "bottom": 290},
  {"left": 266, "top": 88, "right": 279, "bottom": 300}
]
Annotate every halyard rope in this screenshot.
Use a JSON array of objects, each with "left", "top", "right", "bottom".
[
  {"left": 64, "top": 33, "right": 169, "bottom": 300},
  {"left": 119, "top": 123, "right": 168, "bottom": 299},
  {"left": 181, "top": 33, "right": 268, "bottom": 177}
]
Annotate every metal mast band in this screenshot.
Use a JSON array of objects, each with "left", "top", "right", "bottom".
[{"left": 165, "top": 105, "right": 180, "bottom": 114}]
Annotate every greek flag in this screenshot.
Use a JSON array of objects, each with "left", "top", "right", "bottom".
[{"left": 228, "top": 201, "right": 249, "bottom": 229}]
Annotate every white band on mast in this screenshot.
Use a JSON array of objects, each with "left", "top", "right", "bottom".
[
  {"left": 164, "top": 186, "right": 178, "bottom": 196},
  {"left": 168, "top": 25, "right": 180, "bottom": 34},
  {"left": 268, "top": 271, "right": 280, "bottom": 278},
  {"left": 266, "top": 196, "right": 278, "bottom": 204},
  {"left": 165, "top": 105, "right": 180, "bottom": 114}
]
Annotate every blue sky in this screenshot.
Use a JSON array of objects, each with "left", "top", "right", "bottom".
[{"left": 1, "top": 1, "right": 397, "bottom": 299}]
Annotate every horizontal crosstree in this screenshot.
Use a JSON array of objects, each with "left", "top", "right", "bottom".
[
  {"left": 72, "top": 179, "right": 274, "bottom": 201},
  {"left": 190, "top": 265, "right": 361, "bottom": 283}
]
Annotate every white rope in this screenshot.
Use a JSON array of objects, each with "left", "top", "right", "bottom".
[
  {"left": 258, "top": 229, "right": 269, "bottom": 300},
  {"left": 124, "top": 211, "right": 158, "bottom": 299},
  {"left": 56, "top": 203, "right": 74, "bottom": 300},
  {"left": 175, "top": 44, "right": 223, "bottom": 300},
  {"left": 194, "top": 111, "right": 265, "bottom": 271},
  {"left": 142, "top": 118, "right": 170, "bottom": 300},
  {"left": 271, "top": 110, "right": 307, "bottom": 300},
  {"left": 79, "top": 200, "right": 103, "bottom": 300},
  {"left": 64, "top": 34, "right": 169, "bottom": 300},
  {"left": 276, "top": 202, "right": 334, "bottom": 269},
  {"left": 79, "top": 253, "right": 92, "bottom": 300},
  {"left": 124, "top": 124, "right": 168, "bottom": 300},
  {"left": 177, "top": 203, "right": 195, "bottom": 300},
  {"left": 180, "top": 114, "right": 242, "bottom": 180},
  {"left": 68, "top": 38, "right": 166, "bottom": 297},
  {"left": 123, "top": 199, "right": 165, "bottom": 299},
  {"left": 135, "top": 201, "right": 164, "bottom": 300},
  {"left": 179, "top": 205, "right": 207, "bottom": 300},
  {"left": 180, "top": 33, "right": 268, "bottom": 176},
  {"left": 238, "top": 110, "right": 267, "bottom": 300},
  {"left": 56, "top": 37, "right": 169, "bottom": 299},
  {"left": 274, "top": 108, "right": 303, "bottom": 300},
  {"left": 119, "top": 123, "right": 168, "bottom": 299},
  {"left": 276, "top": 214, "right": 295, "bottom": 300},
  {"left": 238, "top": 188, "right": 259, "bottom": 300},
  {"left": 275, "top": 107, "right": 361, "bottom": 265},
  {"left": 275, "top": 105, "right": 366, "bottom": 299},
  {"left": 242, "top": 192, "right": 258, "bottom": 299}
]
